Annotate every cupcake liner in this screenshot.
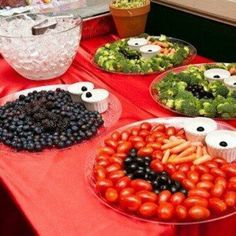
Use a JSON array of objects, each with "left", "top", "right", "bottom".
[
  {"left": 185, "top": 131, "right": 206, "bottom": 143},
  {"left": 84, "top": 98, "right": 108, "bottom": 113},
  {"left": 207, "top": 145, "right": 236, "bottom": 163},
  {"left": 70, "top": 93, "right": 82, "bottom": 103}
]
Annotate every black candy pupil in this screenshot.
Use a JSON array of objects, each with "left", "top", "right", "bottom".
[
  {"left": 86, "top": 92, "right": 92, "bottom": 98},
  {"left": 213, "top": 75, "right": 220, "bottom": 78},
  {"left": 197, "top": 126, "right": 205, "bottom": 132},
  {"left": 219, "top": 141, "right": 228, "bottom": 147},
  {"left": 233, "top": 82, "right": 236, "bottom": 86},
  {"left": 81, "top": 86, "right": 87, "bottom": 92},
  {"left": 135, "top": 43, "right": 138, "bottom": 45},
  {"left": 148, "top": 49, "right": 153, "bottom": 52}
]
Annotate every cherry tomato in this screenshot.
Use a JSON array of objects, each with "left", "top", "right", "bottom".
[
  {"left": 120, "top": 195, "right": 142, "bottom": 212},
  {"left": 151, "top": 131, "right": 165, "bottom": 139},
  {"left": 211, "top": 183, "right": 225, "bottom": 198},
  {"left": 209, "top": 197, "right": 227, "bottom": 213},
  {"left": 129, "top": 135, "right": 144, "bottom": 143},
  {"left": 182, "top": 179, "right": 196, "bottom": 190},
  {"left": 117, "top": 141, "right": 132, "bottom": 153},
  {"left": 146, "top": 142, "right": 161, "bottom": 150},
  {"left": 105, "top": 188, "right": 118, "bottom": 202},
  {"left": 176, "top": 128, "right": 185, "bottom": 137},
  {"left": 115, "top": 176, "right": 131, "bottom": 191},
  {"left": 96, "top": 179, "right": 113, "bottom": 192},
  {"left": 134, "top": 141, "right": 146, "bottom": 149},
  {"left": 214, "top": 157, "right": 226, "bottom": 165},
  {"left": 111, "top": 131, "right": 121, "bottom": 141},
  {"left": 97, "top": 159, "right": 110, "bottom": 167},
  {"left": 112, "top": 153, "right": 127, "bottom": 159},
  {"left": 119, "top": 188, "right": 135, "bottom": 199},
  {"left": 228, "top": 182, "right": 236, "bottom": 191},
  {"left": 157, "top": 202, "right": 174, "bottom": 220},
  {"left": 136, "top": 190, "right": 158, "bottom": 202},
  {"left": 159, "top": 190, "right": 172, "bottom": 203},
  {"left": 165, "top": 163, "right": 177, "bottom": 175},
  {"left": 121, "top": 131, "right": 130, "bottom": 141},
  {"left": 222, "top": 165, "right": 236, "bottom": 177},
  {"left": 108, "top": 170, "right": 125, "bottom": 182},
  {"left": 187, "top": 171, "right": 199, "bottom": 184},
  {"left": 152, "top": 124, "right": 166, "bottom": 132},
  {"left": 175, "top": 205, "right": 187, "bottom": 220},
  {"left": 140, "top": 122, "right": 152, "bottom": 131},
  {"left": 139, "top": 202, "right": 158, "bottom": 218},
  {"left": 104, "top": 138, "right": 118, "bottom": 150},
  {"left": 196, "top": 181, "right": 214, "bottom": 190},
  {"left": 184, "top": 196, "right": 208, "bottom": 208},
  {"left": 215, "top": 177, "right": 227, "bottom": 188},
  {"left": 210, "top": 168, "right": 226, "bottom": 178},
  {"left": 146, "top": 136, "right": 155, "bottom": 143},
  {"left": 152, "top": 150, "right": 163, "bottom": 160},
  {"left": 201, "top": 174, "right": 214, "bottom": 182},
  {"left": 170, "top": 192, "right": 186, "bottom": 206},
  {"left": 229, "top": 176, "right": 236, "bottom": 184},
  {"left": 172, "top": 171, "right": 186, "bottom": 182},
  {"left": 131, "top": 127, "right": 140, "bottom": 136},
  {"left": 96, "top": 153, "right": 110, "bottom": 162},
  {"left": 150, "top": 160, "right": 164, "bottom": 172},
  {"left": 166, "top": 127, "right": 176, "bottom": 136},
  {"left": 178, "top": 163, "right": 191, "bottom": 173},
  {"left": 188, "top": 206, "right": 210, "bottom": 220},
  {"left": 106, "top": 163, "right": 121, "bottom": 173},
  {"left": 130, "top": 179, "right": 152, "bottom": 191},
  {"left": 224, "top": 191, "right": 236, "bottom": 207},
  {"left": 205, "top": 161, "right": 218, "bottom": 169},
  {"left": 138, "top": 129, "right": 150, "bottom": 138},
  {"left": 108, "top": 156, "right": 123, "bottom": 166},
  {"left": 94, "top": 167, "right": 106, "bottom": 180},
  {"left": 194, "top": 165, "right": 209, "bottom": 174},
  {"left": 138, "top": 147, "right": 154, "bottom": 156},
  {"left": 188, "top": 188, "right": 210, "bottom": 199},
  {"left": 97, "top": 146, "right": 115, "bottom": 156}
]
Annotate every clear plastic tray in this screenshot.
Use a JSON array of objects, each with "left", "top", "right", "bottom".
[
  {"left": 150, "top": 63, "right": 236, "bottom": 121},
  {"left": 0, "top": 84, "right": 122, "bottom": 155},
  {"left": 86, "top": 117, "right": 236, "bottom": 225},
  {"left": 93, "top": 36, "right": 197, "bottom": 75}
]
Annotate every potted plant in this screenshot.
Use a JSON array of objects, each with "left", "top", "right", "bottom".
[{"left": 110, "top": 0, "right": 150, "bottom": 38}]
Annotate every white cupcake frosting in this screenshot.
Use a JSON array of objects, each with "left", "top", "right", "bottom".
[
  {"left": 204, "top": 68, "right": 230, "bottom": 81},
  {"left": 127, "top": 38, "right": 148, "bottom": 50},
  {"left": 224, "top": 76, "right": 236, "bottom": 90},
  {"left": 68, "top": 82, "right": 94, "bottom": 95},
  {"left": 205, "top": 130, "right": 236, "bottom": 149},
  {"left": 81, "top": 89, "right": 109, "bottom": 103}
]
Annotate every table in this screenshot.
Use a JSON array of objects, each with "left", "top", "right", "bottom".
[{"left": 0, "top": 15, "right": 235, "bottom": 236}]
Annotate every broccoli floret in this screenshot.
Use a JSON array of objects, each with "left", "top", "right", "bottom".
[
  {"left": 228, "top": 90, "right": 236, "bottom": 99},
  {"left": 204, "top": 63, "right": 227, "bottom": 70},
  {"left": 171, "top": 48, "right": 188, "bottom": 65},
  {"left": 217, "top": 102, "right": 236, "bottom": 115},
  {"left": 208, "top": 81, "right": 229, "bottom": 97},
  {"left": 165, "top": 99, "right": 175, "bottom": 108},
  {"left": 199, "top": 102, "right": 217, "bottom": 117},
  {"left": 176, "top": 81, "right": 188, "bottom": 91},
  {"left": 159, "top": 87, "right": 178, "bottom": 101}
]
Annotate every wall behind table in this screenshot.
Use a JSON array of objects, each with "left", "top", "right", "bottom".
[{"left": 146, "top": 2, "right": 236, "bottom": 62}]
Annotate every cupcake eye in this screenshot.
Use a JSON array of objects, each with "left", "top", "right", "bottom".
[
  {"left": 86, "top": 92, "right": 92, "bottom": 98},
  {"left": 135, "top": 43, "right": 138, "bottom": 45},
  {"left": 213, "top": 75, "right": 220, "bottom": 78},
  {"left": 219, "top": 141, "right": 228, "bottom": 147},
  {"left": 148, "top": 49, "right": 153, "bottom": 52},
  {"left": 81, "top": 86, "right": 88, "bottom": 92},
  {"left": 197, "top": 126, "right": 205, "bottom": 132},
  {"left": 233, "top": 82, "right": 236, "bottom": 86}
]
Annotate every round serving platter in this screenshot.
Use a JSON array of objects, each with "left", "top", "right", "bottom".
[
  {"left": 0, "top": 84, "right": 122, "bottom": 155},
  {"left": 87, "top": 117, "right": 236, "bottom": 225},
  {"left": 150, "top": 63, "right": 236, "bottom": 120},
  {"left": 93, "top": 36, "right": 197, "bottom": 75}
]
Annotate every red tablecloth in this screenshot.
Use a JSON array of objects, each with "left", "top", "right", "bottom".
[{"left": 0, "top": 16, "right": 235, "bottom": 236}]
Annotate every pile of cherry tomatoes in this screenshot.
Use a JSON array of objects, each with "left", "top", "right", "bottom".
[{"left": 93, "top": 122, "right": 236, "bottom": 222}]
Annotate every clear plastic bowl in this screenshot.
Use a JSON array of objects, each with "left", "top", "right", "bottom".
[{"left": 0, "top": 14, "right": 82, "bottom": 80}]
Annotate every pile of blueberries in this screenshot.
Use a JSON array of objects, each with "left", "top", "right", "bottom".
[
  {"left": 124, "top": 148, "right": 188, "bottom": 195},
  {"left": 186, "top": 84, "right": 214, "bottom": 99},
  {"left": 0, "top": 89, "right": 104, "bottom": 152}
]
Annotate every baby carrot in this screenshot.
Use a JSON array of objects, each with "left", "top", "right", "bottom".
[
  {"left": 191, "top": 141, "right": 203, "bottom": 147},
  {"left": 196, "top": 146, "right": 203, "bottom": 158},
  {"left": 202, "top": 146, "right": 208, "bottom": 155},
  {"left": 176, "top": 146, "right": 196, "bottom": 158},
  {"left": 193, "top": 155, "right": 213, "bottom": 165},
  {"left": 170, "top": 141, "right": 191, "bottom": 154},
  {"left": 162, "top": 149, "right": 171, "bottom": 163},
  {"left": 161, "top": 139, "right": 184, "bottom": 150},
  {"left": 167, "top": 154, "right": 177, "bottom": 162},
  {"left": 170, "top": 154, "right": 197, "bottom": 164}
]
